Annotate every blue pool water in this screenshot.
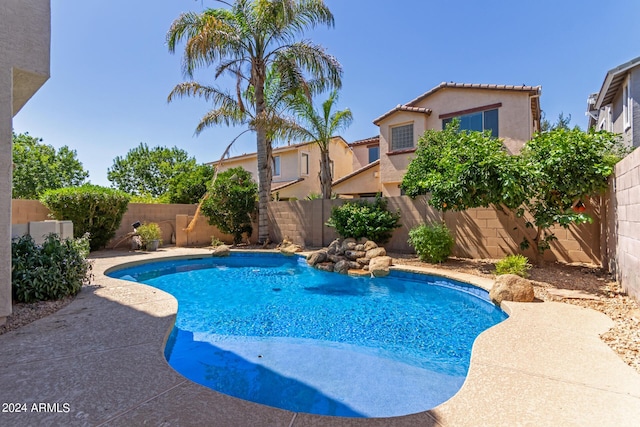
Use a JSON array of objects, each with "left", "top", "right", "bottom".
[{"left": 108, "top": 253, "right": 507, "bottom": 418}]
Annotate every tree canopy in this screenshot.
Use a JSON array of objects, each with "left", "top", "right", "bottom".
[
  {"left": 167, "top": 0, "right": 342, "bottom": 243},
  {"left": 287, "top": 89, "right": 353, "bottom": 198},
  {"left": 401, "top": 122, "right": 627, "bottom": 259},
  {"left": 201, "top": 167, "right": 257, "bottom": 244},
  {"left": 12, "top": 132, "right": 89, "bottom": 199},
  {"left": 107, "top": 143, "right": 211, "bottom": 200}
]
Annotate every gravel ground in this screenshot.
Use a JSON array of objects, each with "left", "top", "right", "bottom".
[{"left": 2, "top": 252, "right": 638, "bottom": 375}]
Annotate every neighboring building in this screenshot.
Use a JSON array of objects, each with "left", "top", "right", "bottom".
[
  {"left": 213, "top": 136, "right": 353, "bottom": 200},
  {"left": 332, "top": 136, "right": 381, "bottom": 198},
  {"left": 0, "top": 0, "right": 51, "bottom": 324},
  {"left": 587, "top": 56, "right": 640, "bottom": 148},
  {"left": 372, "top": 82, "right": 541, "bottom": 196}
]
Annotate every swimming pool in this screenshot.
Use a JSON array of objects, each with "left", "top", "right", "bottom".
[{"left": 108, "top": 252, "right": 507, "bottom": 418}]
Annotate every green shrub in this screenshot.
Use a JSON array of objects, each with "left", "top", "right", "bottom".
[
  {"left": 137, "top": 222, "right": 163, "bottom": 250},
  {"left": 326, "top": 196, "right": 401, "bottom": 243},
  {"left": 40, "top": 185, "right": 130, "bottom": 251},
  {"left": 408, "top": 222, "right": 454, "bottom": 263},
  {"left": 495, "top": 254, "right": 532, "bottom": 278},
  {"left": 12, "top": 233, "right": 92, "bottom": 303},
  {"left": 201, "top": 167, "right": 257, "bottom": 244}
]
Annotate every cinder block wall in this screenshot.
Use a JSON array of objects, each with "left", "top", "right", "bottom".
[
  {"left": 267, "top": 196, "right": 602, "bottom": 264},
  {"left": 11, "top": 199, "right": 50, "bottom": 223},
  {"left": 610, "top": 149, "right": 640, "bottom": 300}
]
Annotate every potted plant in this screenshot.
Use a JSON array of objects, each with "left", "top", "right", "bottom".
[{"left": 137, "top": 222, "right": 163, "bottom": 251}]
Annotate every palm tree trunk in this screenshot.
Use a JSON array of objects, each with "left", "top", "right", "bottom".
[
  {"left": 255, "top": 72, "right": 271, "bottom": 244},
  {"left": 319, "top": 146, "right": 332, "bottom": 199}
]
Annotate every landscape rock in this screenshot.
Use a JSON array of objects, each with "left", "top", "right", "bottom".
[
  {"left": 345, "top": 250, "right": 366, "bottom": 261},
  {"left": 327, "top": 239, "right": 341, "bottom": 255},
  {"left": 307, "top": 250, "right": 328, "bottom": 266},
  {"left": 369, "top": 256, "right": 392, "bottom": 277},
  {"left": 341, "top": 238, "right": 357, "bottom": 252},
  {"left": 334, "top": 260, "right": 350, "bottom": 274},
  {"left": 280, "top": 244, "right": 303, "bottom": 255},
  {"left": 355, "top": 244, "right": 365, "bottom": 252},
  {"left": 316, "top": 262, "right": 334, "bottom": 273},
  {"left": 211, "top": 245, "right": 231, "bottom": 257},
  {"left": 356, "top": 257, "right": 370, "bottom": 266},
  {"left": 490, "top": 274, "right": 535, "bottom": 304},
  {"left": 328, "top": 254, "right": 346, "bottom": 263},
  {"left": 365, "top": 247, "right": 386, "bottom": 260},
  {"left": 363, "top": 240, "right": 378, "bottom": 251}
]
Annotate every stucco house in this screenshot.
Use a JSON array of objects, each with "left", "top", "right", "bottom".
[
  {"left": 331, "top": 136, "right": 380, "bottom": 198},
  {"left": 0, "top": 0, "right": 51, "bottom": 324},
  {"left": 587, "top": 56, "right": 640, "bottom": 148},
  {"left": 367, "top": 82, "right": 542, "bottom": 197},
  {"left": 213, "top": 136, "right": 353, "bottom": 200}
]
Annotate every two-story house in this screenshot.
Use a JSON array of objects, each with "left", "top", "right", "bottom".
[
  {"left": 369, "top": 82, "right": 542, "bottom": 196},
  {"left": 587, "top": 56, "right": 640, "bottom": 148},
  {"left": 214, "top": 136, "right": 353, "bottom": 200}
]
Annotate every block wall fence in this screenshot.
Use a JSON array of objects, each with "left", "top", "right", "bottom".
[{"left": 10, "top": 151, "right": 640, "bottom": 300}]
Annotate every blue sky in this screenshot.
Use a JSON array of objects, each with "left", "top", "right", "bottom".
[{"left": 12, "top": 0, "right": 640, "bottom": 187}]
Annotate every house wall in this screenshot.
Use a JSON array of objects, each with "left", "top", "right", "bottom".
[
  {"left": 332, "top": 163, "right": 381, "bottom": 196},
  {"left": 377, "top": 88, "right": 537, "bottom": 196},
  {"left": 1, "top": 0, "right": 51, "bottom": 323},
  {"left": 632, "top": 69, "right": 640, "bottom": 148}
]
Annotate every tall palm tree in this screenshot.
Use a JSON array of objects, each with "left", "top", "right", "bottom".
[
  {"left": 289, "top": 89, "right": 353, "bottom": 199},
  {"left": 167, "top": 0, "right": 342, "bottom": 243}
]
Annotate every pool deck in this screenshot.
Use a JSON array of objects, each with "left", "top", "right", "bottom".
[{"left": 1, "top": 247, "right": 639, "bottom": 426}]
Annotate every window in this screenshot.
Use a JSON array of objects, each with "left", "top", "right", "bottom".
[
  {"left": 273, "top": 155, "right": 281, "bottom": 176},
  {"left": 391, "top": 124, "right": 414, "bottom": 150},
  {"left": 301, "top": 153, "right": 309, "bottom": 175},
  {"left": 368, "top": 145, "right": 380, "bottom": 163},
  {"left": 623, "top": 81, "right": 631, "bottom": 130},
  {"left": 442, "top": 108, "right": 499, "bottom": 138}
]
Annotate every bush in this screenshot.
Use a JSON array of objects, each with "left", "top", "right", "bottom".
[
  {"left": 326, "top": 196, "right": 401, "bottom": 243},
  {"left": 40, "top": 185, "right": 130, "bottom": 251},
  {"left": 201, "top": 167, "right": 257, "bottom": 244},
  {"left": 137, "top": 222, "right": 163, "bottom": 250},
  {"left": 408, "top": 223, "right": 454, "bottom": 263},
  {"left": 12, "top": 233, "right": 92, "bottom": 303},
  {"left": 495, "top": 254, "right": 532, "bottom": 278}
]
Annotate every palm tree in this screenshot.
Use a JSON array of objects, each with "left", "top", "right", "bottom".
[
  {"left": 288, "top": 89, "right": 353, "bottom": 199},
  {"left": 167, "top": 0, "right": 342, "bottom": 243}
]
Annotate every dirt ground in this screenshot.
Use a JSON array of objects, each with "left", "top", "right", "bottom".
[{"left": 2, "top": 251, "right": 639, "bottom": 375}]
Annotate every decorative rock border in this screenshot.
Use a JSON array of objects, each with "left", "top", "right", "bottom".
[{"left": 306, "top": 237, "right": 392, "bottom": 277}]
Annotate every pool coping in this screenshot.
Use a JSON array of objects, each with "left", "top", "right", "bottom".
[{"left": 1, "top": 247, "right": 639, "bottom": 426}]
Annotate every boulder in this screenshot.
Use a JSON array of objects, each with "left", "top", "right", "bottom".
[
  {"left": 355, "top": 244, "right": 365, "bottom": 252},
  {"left": 345, "top": 250, "right": 366, "bottom": 261},
  {"left": 356, "top": 257, "right": 370, "bottom": 266},
  {"left": 369, "top": 256, "right": 391, "bottom": 277},
  {"left": 489, "top": 274, "right": 535, "bottom": 304},
  {"left": 334, "top": 260, "right": 350, "bottom": 274},
  {"left": 341, "top": 238, "right": 357, "bottom": 252},
  {"left": 316, "top": 262, "right": 335, "bottom": 273},
  {"left": 307, "top": 250, "right": 328, "bottom": 266},
  {"left": 328, "top": 254, "right": 346, "bottom": 263},
  {"left": 211, "top": 245, "right": 231, "bottom": 257},
  {"left": 280, "top": 244, "right": 302, "bottom": 255},
  {"left": 365, "top": 247, "right": 386, "bottom": 260},
  {"left": 363, "top": 240, "right": 378, "bottom": 251},
  {"left": 327, "top": 239, "right": 341, "bottom": 255}
]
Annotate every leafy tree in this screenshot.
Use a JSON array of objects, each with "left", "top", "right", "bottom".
[
  {"left": 288, "top": 90, "right": 353, "bottom": 199},
  {"left": 12, "top": 132, "right": 89, "bottom": 199},
  {"left": 41, "top": 185, "right": 131, "bottom": 251},
  {"left": 201, "top": 167, "right": 257, "bottom": 244},
  {"left": 540, "top": 112, "right": 572, "bottom": 132},
  {"left": 167, "top": 0, "right": 342, "bottom": 243},
  {"left": 107, "top": 143, "right": 202, "bottom": 198},
  {"left": 167, "top": 164, "right": 215, "bottom": 204},
  {"left": 401, "top": 122, "right": 626, "bottom": 261}
]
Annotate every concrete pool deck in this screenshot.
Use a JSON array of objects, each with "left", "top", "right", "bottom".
[{"left": 1, "top": 247, "right": 639, "bottom": 426}]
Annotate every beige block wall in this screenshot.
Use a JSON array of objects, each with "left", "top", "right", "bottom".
[
  {"left": 266, "top": 196, "right": 602, "bottom": 264},
  {"left": 609, "top": 149, "right": 640, "bottom": 300},
  {"left": 11, "top": 199, "right": 51, "bottom": 223}
]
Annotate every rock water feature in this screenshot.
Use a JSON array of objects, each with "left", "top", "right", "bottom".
[{"left": 305, "top": 238, "right": 392, "bottom": 277}]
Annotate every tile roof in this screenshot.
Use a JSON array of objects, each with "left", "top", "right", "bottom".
[
  {"left": 220, "top": 136, "right": 349, "bottom": 162},
  {"left": 271, "top": 178, "right": 304, "bottom": 192},
  {"left": 348, "top": 136, "right": 379, "bottom": 147},
  {"left": 373, "top": 82, "right": 541, "bottom": 126}
]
